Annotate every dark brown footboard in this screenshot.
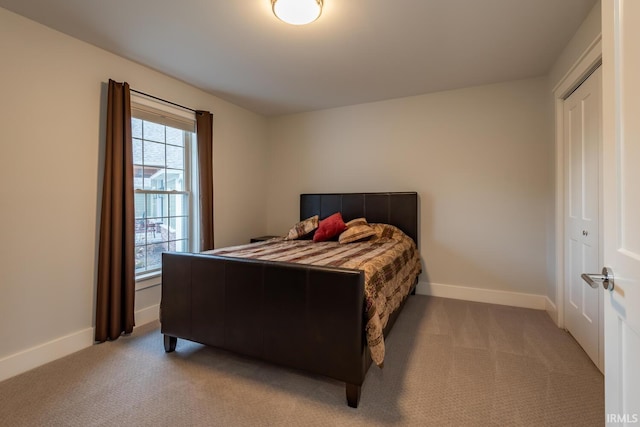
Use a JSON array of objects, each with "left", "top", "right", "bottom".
[
  {"left": 161, "top": 252, "right": 370, "bottom": 404},
  {"left": 161, "top": 192, "right": 419, "bottom": 408}
]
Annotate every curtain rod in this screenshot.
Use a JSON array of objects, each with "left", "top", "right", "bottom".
[{"left": 130, "top": 88, "right": 197, "bottom": 113}]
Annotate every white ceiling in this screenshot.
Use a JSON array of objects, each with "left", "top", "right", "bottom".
[{"left": 0, "top": 0, "right": 598, "bottom": 116}]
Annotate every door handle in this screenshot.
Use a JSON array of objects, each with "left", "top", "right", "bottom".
[{"left": 581, "top": 267, "right": 615, "bottom": 291}]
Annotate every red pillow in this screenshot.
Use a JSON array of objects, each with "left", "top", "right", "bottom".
[{"left": 313, "top": 212, "right": 347, "bottom": 242}]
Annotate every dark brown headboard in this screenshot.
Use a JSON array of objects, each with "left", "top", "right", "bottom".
[{"left": 300, "top": 192, "right": 418, "bottom": 245}]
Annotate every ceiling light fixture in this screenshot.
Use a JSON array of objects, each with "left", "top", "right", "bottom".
[{"left": 272, "top": 0, "right": 323, "bottom": 26}]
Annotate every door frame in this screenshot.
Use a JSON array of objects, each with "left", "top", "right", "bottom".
[{"left": 552, "top": 35, "right": 602, "bottom": 329}]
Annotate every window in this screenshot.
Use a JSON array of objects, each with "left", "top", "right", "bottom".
[{"left": 131, "top": 97, "right": 198, "bottom": 279}]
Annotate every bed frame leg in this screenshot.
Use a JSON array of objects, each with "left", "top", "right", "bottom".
[
  {"left": 346, "top": 383, "right": 361, "bottom": 408},
  {"left": 164, "top": 335, "right": 177, "bottom": 353}
]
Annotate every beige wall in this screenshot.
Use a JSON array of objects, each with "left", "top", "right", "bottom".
[
  {"left": 0, "top": 8, "right": 268, "bottom": 362},
  {"left": 266, "top": 77, "right": 553, "bottom": 296}
]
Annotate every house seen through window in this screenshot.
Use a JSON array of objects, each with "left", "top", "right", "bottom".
[{"left": 132, "top": 99, "right": 198, "bottom": 278}]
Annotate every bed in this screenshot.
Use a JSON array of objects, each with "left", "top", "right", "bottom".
[{"left": 160, "top": 192, "right": 420, "bottom": 407}]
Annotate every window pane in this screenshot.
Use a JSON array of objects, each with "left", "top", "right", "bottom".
[
  {"left": 169, "top": 216, "right": 189, "bottom": 241},
  {"left": 146, "top": 193, "right": 167, "bottom": 220},
  {"left": 146, "top": 242, "right": 167, "bottom": 270},
  {"left": 143, "top": 121, "right": 165, "bottom": 143},
  {"left": 166, "top": 127, "right": 184, "bottom": 147},
  {"left": 146, "top": 167, "right": 165, "bottom": 190},
  {"left": 156, "top": 220, "right": 168, "bottom": 242},
  {"left": 170, "top": 240, "right": 188, "bottom": 252},
  {"left": 165, "top": 170, "right": 184, "bottom": 191},
  {"left": 169, "top": 194, "right": 188, "bottom": 217},
  {"left": 135, "top": 245, "right": 146, "bottom": 272},
  {"left": 146, "top": 219, "right": 164, "bottom": 243},
  {"left": 166, "top": 145, "right": 184, "bottom": 169},
  {"left": 133, "top": 138, "right": 143, "bottom": 165},
  {"left": 134, "top": 221, "right": 146, "bottom": 246},
  {"left": 132, "top": 118, "right": 142, "bottom": 139},
  {"left": 133, "top": 166, "right": 144, "bottom": 190},
  {"left": 143, "top": 140, "right": 165, "bottom": 167},
  {"left": 134, "top": 193, "right": 146, "bottom": 219}
]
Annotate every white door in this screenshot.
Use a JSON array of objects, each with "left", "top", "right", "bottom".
[
  {"left": 602, "top": 1, "right": 640, "bottom": 424},
  {"left": 564, "top": 67, "right": 603, "bottom": 372}
]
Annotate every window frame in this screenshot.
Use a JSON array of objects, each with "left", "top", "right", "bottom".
[{"left": 130, "top": 94, "right": 199, "bottom": 288}]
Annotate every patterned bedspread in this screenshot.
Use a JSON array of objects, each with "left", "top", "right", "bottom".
[{"left": 204, "top": 224, "right": 422, "bottom": 367}]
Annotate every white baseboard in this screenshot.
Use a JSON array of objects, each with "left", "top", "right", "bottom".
[
  {"left": 0, "top": 327, "right": 94, "bottom": 383},
  {"left": 135, "top": 304, "right": 159, "bottom": 327},
  {"left": 0, "top": 304, "right": 160, "bottom": 383},
  {"left": 416, "top": 281, "right": 547, "bottom": 310}
]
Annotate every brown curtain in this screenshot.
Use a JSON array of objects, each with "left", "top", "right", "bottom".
[
  {"left": 95, "top": 79, "right": 135, "bottom": 342},
  {"left": 196, "top": 110, "right": 214, "bottom": 250}
]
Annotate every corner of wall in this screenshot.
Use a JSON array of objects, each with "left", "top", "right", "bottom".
[
  {"left": 135, "top": 305, "right": 159, "bottom": 327},
  {"left": 545, "top": 296, "right": 559, "bottom": 326}
]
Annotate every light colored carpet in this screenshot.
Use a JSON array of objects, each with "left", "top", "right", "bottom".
[{"left": 0, "top": 296, "right": 604, "bottom": 426}]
